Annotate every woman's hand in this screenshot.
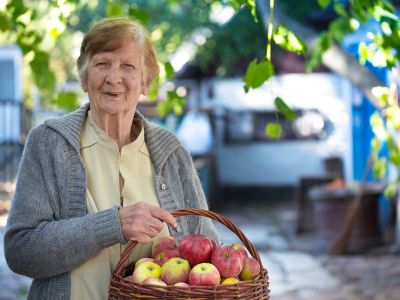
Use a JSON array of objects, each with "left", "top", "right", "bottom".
[{"left": 118, "top": 201, "right": 177, "bottom": 243}]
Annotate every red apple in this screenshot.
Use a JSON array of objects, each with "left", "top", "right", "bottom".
[
  {"left": 178, "top": 234, "right": 214, "bottom": 267},
  {"left": 161, "top": 257, "right": 191, "bottom": 285},
  {"left": 154, "top": 249, "right": 180, "bottom": 266},
  {"left": 239, "top": 257, "right": 261, "bottom": 281},
  {"left": 151, "top": 236, "right": 178, "bottom": 258},
  {"left": 231, "top": 242, "right": 248, "bottom": 263},
  {"left": 142, "top": 277, "right": 167, "bottom": 286},
  {"left": 174, "top": 282, "right": 190, "bottom": 288},
  {"left": 211, "top": 245, "right": 244, "bottom": 278},
  {"left": 188, "top": 263, "right": 220, "bottom": 286}
]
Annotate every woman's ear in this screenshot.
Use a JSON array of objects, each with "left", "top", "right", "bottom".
[
  {"left": 81, "top": 80, "right": 88, "bottom": 93},
  {"left": 141, "top": 80, "right": 149, "bottom": 96}
]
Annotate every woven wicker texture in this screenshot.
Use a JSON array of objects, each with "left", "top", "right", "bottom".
[{"left": 109, "top": 208, "right": 270, "bottom": 299}]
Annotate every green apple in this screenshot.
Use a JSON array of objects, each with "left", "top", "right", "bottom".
[{"left": 160, "top": 257, "right": 191, "bottom": 285}]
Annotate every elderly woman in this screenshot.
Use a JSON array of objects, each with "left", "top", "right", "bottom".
[{"left": 5, "top": 17, "right": 218, "bottom": 300}]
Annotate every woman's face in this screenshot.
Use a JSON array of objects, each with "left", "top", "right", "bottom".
[{"left": 82, "top": 41, "right": 147, "bottom": 116}]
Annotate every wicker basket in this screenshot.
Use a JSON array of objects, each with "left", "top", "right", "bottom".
[{"left": 109, "top": 208, "right": 270, "bottom": 299}]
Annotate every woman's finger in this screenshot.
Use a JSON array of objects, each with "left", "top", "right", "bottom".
[{"left": 150, "top": 207, "right": 176, "bottom": 228}]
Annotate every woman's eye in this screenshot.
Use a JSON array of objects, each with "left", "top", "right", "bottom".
[
  {"left": 95, "top": 62, "right": 107, "bottom": 67},
  {"left": 124, "top": 64, "right": 135, "bottom": 70}
]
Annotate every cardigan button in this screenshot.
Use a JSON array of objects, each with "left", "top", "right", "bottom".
[
  {"left": 176, "top": 225, "right": 182, "bottom": 233},
  {"left": 160, "top": 183, "right": 167, "bottom": 190}
]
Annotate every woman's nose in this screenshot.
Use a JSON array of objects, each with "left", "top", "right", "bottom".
[{"left": 105, "top": 66, "right": 123, "bottom": 85}]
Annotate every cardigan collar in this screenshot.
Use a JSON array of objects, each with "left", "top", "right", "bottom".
[{"left": 44, "top": 103, "right": 181, "bottom": 174}]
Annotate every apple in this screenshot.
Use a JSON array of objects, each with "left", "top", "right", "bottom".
[
  {"left": 221, "top": 277, "right": 240, "bottom": 285},
  {"left": 135, "top": 257, "right": 154, "bottom": 269},
  {"left": 211, "top": 245, "right": 244, "bottom": 278},
  {"left": 231, "top": 242, "right": 248, "bottom": 263},
  {"left": 130, "top": 261, "right": 161, "bottom": 284},
  {"left": 239, "top": 257, "right": 261, "bottom": 281},
  {"left": 189, "top": 263, "right": 220, "bottom": 286},
  {"left": 174, "top": 282, "right": 190, "bottom": 288},
  {"left": 142, "top": 277, "right": 167, "bottom": 286},
  {"left": 151, "top": 236, "right": 178, "bottom": 258},
  {"left": 154, "top": 249, "right": 180, "bottom": 266},
  {"left": 178, "top": 234, "right": 214, "bottom": 267},
  {"left": 161, "top": 257, "right": 191, "bottom": 285}
]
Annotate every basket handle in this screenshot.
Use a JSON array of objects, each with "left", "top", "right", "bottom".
[{"left": 113, "top": 208, "right": 263, "bottom": 276}]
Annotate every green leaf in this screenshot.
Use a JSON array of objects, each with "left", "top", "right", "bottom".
[
  {"left": 0, "top": 12, "right": 11, "bottom": 31},
  {"left": 56, "top": 91, "right": 79, "bottom": 112},
  {"left": 157, "top": 90, "right": 187, "bottom": 118},
  {"left": 389, "top": 151, "right": 400, "bottom": 166},
  {"left": 372, "top": 157, "right": 387, "bottom": 179},
  {"left": 107, "top": 3, "right": 125, "bottom": 17},
  {"left": 227, "top": 0, "right": 246, "bottom": 10},
  {"left": 371, "top": 136, "right": 381, "bottom": 154},
  {"left": 358, "top": 42, "right": 369, "bottom": 65},
  {"left": 384, "top": 180, "right": 398, "bottom": 198},
  {"left": 328, "top": 18, "right": 356, "bottom": 43},
  {"left": 319, "top": 32, "right": 332, "bottom": 51},
  {"left": 371, "top": 86, "right": 390, "bottom": 106},
  {"left": 156, "top": 101, "right": 170, "bottom": 118},
  {"left": 7, "top": 0, "right": 27, "bottom": 19},
  {"left": 265, "top": 123, "right": 282, "bottom": 140},
  {"left": 274, "top": 97, "right": 296, "bottom": 121},
  {"left": 334, "top": 3, "right": 348, "bottom": 17},
  {"left": 128, "top": 7, "right": 149, "bottom": 25},
  {"left": 273, "top": 24, "right": 307, "bottom": 55},
  {"left": 243, "top": 59, "right": 274, "bottom": 91},
  {"left": 305, "top": 33, "right": 332, "bottom": 72},
  {"left": 386, "top": 135, "right": 399, "bottom": 153},
  {"left": 317, "top": 0, "right": 332, "bottom": 8},
  {"left": 246, "top": 0, "right": 258, "bottom": 23},
  {"left": 148, "top": 78, "right": 160, "bottom": 101},
  {"left": 370, "top": 111, "right": 386, "bottom": 139},
  {"left": 163, "top": 62, "right": 175, "bottom": 80},
  {"left": 30, "top": 51, "right": 56, "bottom": 91},
  {"left": 373, "top": 5, "right": 398, "bottom": 23}
]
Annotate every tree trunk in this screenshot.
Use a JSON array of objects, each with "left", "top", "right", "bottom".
[{"left": 256, "top": 0, "right": 385, "bottom": 108}]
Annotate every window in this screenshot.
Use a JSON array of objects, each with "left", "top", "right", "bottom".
[{"left": 224, "top": 109, "right": 332, "bottom": 143}]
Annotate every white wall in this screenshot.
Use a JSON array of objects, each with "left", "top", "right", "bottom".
[{"left": 198, "top": 73, "right": 354, "bottom": 186}]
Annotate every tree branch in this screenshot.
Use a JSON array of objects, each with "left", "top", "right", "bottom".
[{"left": 256, "top": 0, "right": 384, "bottom": 108}]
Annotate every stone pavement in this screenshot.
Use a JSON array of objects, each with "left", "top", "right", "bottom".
[
  {"left": 215, "top": 201, "right": 400, "bottom": 300},
  {"left": 1, "top": 200, "right": 400, "bottom": 300}
]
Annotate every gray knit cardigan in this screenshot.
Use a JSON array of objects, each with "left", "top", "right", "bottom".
[{"left": 4, "top": 103, "right": 218, "bottom": 300}]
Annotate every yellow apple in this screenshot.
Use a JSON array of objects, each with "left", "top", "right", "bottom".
[
  {"left": 130, "top": 261, "right": 161, "bottom": 284},
  {"left": 221, "top": 277, "right": 240, "bottom": 285},
  {"left": 134, "top": 257, "right": 154, "bottom": 269}
]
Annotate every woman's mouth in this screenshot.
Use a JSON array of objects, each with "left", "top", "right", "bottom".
[{"left": 103, "top": 92, "right": 122, "bottom": 98}]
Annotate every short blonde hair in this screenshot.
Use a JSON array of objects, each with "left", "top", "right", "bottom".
[{"left": 77, "top": 17, "right": 159, "bottom": 87}]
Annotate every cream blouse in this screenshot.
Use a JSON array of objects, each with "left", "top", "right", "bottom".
[{"left": 70, "top": 110, "right": 170, "bottom": 300}]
